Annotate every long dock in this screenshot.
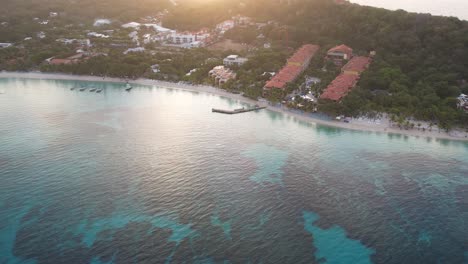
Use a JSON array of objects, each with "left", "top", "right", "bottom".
[{"left": 212, "top": 106, "right": 266, "bottom": 115}]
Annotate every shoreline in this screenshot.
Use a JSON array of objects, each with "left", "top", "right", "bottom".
[{"left": 1, "top": 71, "right": 467, "bottom": 142}]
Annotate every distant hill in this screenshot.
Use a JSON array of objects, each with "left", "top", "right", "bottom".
[{"left": 0, "top": 0, "right": 171, "bottom": 22}]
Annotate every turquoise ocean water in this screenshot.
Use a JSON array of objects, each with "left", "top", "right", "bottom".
[{"left": 0, "top": 78, "right": 467, "bottom": 263}]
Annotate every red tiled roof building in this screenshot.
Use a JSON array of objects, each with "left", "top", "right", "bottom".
[
  {"left": 342, "top": 56, "right": 372, "bottom": 75},
  {"left": 327, "top": 44, "right": 353, "bottom": 66},
  {"left": 320, "top": 55, "right": 372, "bottom": 102},
  {"left": 264, "top": 44, "right": 320, "bottom": 92},
  {"left": 320, "top": 74, "right": 359, "bottom": 101}
]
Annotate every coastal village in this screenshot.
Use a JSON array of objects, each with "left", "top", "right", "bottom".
[{"left": 0, "top": 0, "right": 467, "bottom": 136}]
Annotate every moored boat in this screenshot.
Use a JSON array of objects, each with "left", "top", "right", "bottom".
[{"left": 125, "top": 83, "right": 132, "bottom": 91}]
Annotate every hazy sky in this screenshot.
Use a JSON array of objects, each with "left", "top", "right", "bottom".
[{"left": 350, "top": 0, "right": 468, "bottom": 21}]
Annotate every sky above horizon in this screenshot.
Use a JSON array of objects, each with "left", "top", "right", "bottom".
[{"left": 350, "top": 0, "right": 468, "bottom": 21}]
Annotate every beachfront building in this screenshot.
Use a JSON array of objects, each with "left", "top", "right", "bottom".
[
  {"left": 223, "top": 55, "right": 248, "bottom": 67},
  {"left": 209, "top": 66, "right": 236, "bottom": 86},
  {"left": 320, "top": 56, "right": 372, "bottom": 102},
  {"left": 320, "top": 74, "right": 360, "bottom": 101},
  {"left": 263, "top": 44, "right": 320, "bottom": 93},
  {"left": 457, "top": 94, "right": 468, "bottom": 112},
  {"left": 326, "top": 44, "right": 353, "bottom": 66}
]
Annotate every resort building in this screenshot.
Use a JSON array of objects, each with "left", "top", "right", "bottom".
[
  {"left": 320, "top": 56, "right": 372, "bottom": 102},
  {"left": 122, "top": 22, "right": 141, "bottom": 29},
  {"left": 209, "top": 66, "right": 236, "bottom": 86},
  {"left": 223, "top": 55, "right": 248, "bottom": 67},
  {"left": 169, "top": 29, "right": 210, "bottom": 46},
  {"left": 263, "top": 44, "right": 320, "bottom": 92},
  {"left": 123, "top": 47, "right": 145, "bottom": 54},
  {"left": 457, "top": 94, "right": 468, "bottom": 112},
  {"left": 0, "top": 43, "right": 13, "bottom": 48},
  {"left": 232, "top": 15, "right": 252, "bottom": 26},
  {"left": 342, "top": 56, "right": 372, "bottom": 75},
  {"left": 216, "top": 20, "right": 235, "bottom": 34},
  {"left": 37, "top": 31, "right": 46, "bottom": 39},
  {"left": 94, "top": 19, "right": 111, "bottom": 27},
  {"left": 320, "top": 74, "right": 359, "bottom": 101},
  {"left": 87, "top": 32, "right": 109, "bottom": 38},
  {"left": 326, "top": 44, "right": 353, "bottom": 66}
]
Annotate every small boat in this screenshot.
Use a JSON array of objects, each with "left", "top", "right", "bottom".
[
  {"left": 70, "top": 87, "right": 76, "bottom": 91},
  {"left": 96, "top": 89, "right": 102, "bottom": 93},
  {"left": 234, "top": 107, "right": 245, "bottom": 112},
  {"left": 79, "top": 87, "right": 87, "bottom": 91},
  {"left": 125, "top": 83, "right": 132, "bottom": 91},
  {"left": 89, "top": 86, "right": 96, "bottom": 92}
]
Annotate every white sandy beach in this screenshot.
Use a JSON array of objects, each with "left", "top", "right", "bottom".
[{"left": 1, "top": 71, "right": 467, "bottom": 142}]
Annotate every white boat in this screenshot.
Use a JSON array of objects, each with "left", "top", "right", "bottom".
[{"left": 125, "top": 83, "right": 132, "bottom": 91}]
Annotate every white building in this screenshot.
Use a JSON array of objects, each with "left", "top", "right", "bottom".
[
  {"left": 169, "top": 31, "right": 208, "bottom": 44},
  {"left": 151, "top": 64, "right": 160, "bottom": 73},
  {"left": 122, "top": 22, "right": 141, "bottom": 29},
  {"left": 216, "top": 20, "right": 235, "bottom": 34},
  {"left": 56, "top": 38, "right": 91, "bottom": 47},
  {"left": 143, "top": 23, "right": 173, "bottom": 33},
  {"left": 128, "top": 31, "right": 139, "bottom": 45},
  {"left": 458, "top": 94, "right": 468, "bottom": 111},
  {"left": 209, "top": 66, "right": 236, "bottom": 85},
  {"left": 124, "top": 47, "right": 145, "bottom": 54},
  {"left": 223, "top": 55, "right": 248, "bottom": 67},
  {"left": 37, "top": 32, "right": 46, "bottom": 39},
  {"left": 94, "top": 19, "right": 111, "bottom": 27},
  {"left": 87, "top": 32, "right": 109, "bottom": 38},
  {"left": 0, "top": 43, "right": 13, "bottom": 48}
]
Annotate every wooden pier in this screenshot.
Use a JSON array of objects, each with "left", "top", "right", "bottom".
[{"left": 212, "top": 106, "right": 266, "bottom": 115}]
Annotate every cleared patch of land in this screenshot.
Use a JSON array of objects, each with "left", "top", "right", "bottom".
[{"left": 207, "top": 39, "right": 252, "bottom": 52}]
